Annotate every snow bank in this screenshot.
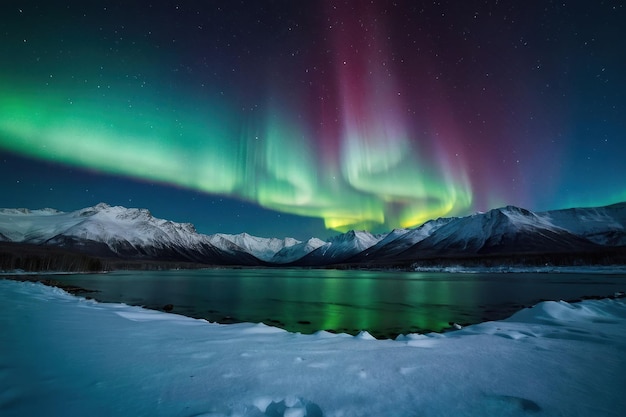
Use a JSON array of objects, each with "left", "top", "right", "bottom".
[
  {"left": 414, "top": 264, "right": 626, "bottom": 274},
  {"left": 1, "top": 279, "right": 625, "bottom": 417}
]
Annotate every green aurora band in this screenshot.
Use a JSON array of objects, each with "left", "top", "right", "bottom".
[{"left": 0, "top": 84, "right": 472, "bottom": 232}]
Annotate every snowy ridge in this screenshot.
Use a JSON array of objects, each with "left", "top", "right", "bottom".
[
  {"left": 0, "top": 203, "right": 329, "bottom": 265},
  {"left": 293, "top": 230, "right": 384, "bottom": 265},
  {"left": 412, "top": 206, "right": 559, "bottom": 252},
  {"left": 356, "top": 217, "right": 453, "bottom": 260},
  {"left": 209, "top": 233, "right": 300, "bottom": 262},
  {"left": 0, "top": 203, "right": 260, "bottom": 264},
  {"left": 1, "top": 201, "right": 625, "bottom": 266},
  {"left": 66, "top": 204, "right": 204, "bottom": 249},
  {"left": 0, "top": 203, "right": 203, "bottom": 248},
  {"left": 0, "top": 207, "right": 61, "bottom": 216},
  {"left": 270, "top": 237, "right": 326, "bottom": 264},
  {"left": 369, "top": 204, "right": 625, "bottom": 262},
  {"left": 541, "top": 202, "right": 626, "bottom": 245}
]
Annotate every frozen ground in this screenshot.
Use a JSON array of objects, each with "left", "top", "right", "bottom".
[{"left": 1, "top": 279, "right": 625, "bottom": 417}]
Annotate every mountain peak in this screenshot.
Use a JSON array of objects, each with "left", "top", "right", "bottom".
[
  {"left": 499, "top": 205, "right": 533, "bottom": 216},
  {"left": 330, "top": 229, "right": 374, "bottom": 243}
]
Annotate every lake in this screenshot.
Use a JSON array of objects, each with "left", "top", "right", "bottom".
[{"left": 45, "top": 268, "right": 626, "bottom": 339}]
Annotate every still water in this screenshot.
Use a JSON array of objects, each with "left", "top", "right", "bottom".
[{"left": 50, "top": 268, "right": 626, "bottom": 338}]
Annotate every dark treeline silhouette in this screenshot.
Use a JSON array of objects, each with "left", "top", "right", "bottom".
[
  {"left": 2, "top": 241, "right": 625, "bottom": 273},
  {"left": 0, "top": 242, "right": 214, "bottom": 272},
  {"left": 0, "top": 242, "right": 103, "bottom": 272},
  {"left": 332, "top": 247, "right": 626, "bottom": 270}
]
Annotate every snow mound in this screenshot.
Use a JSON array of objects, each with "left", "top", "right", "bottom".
[{"left": 508, "top": 298, "right": 624, "bottom": 325}]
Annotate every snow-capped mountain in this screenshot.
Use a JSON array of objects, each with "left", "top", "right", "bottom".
[
  {"left": 341, "top": 203, "right": 626, "bottom": 266},
  {"left": 0, "top": 203, "right": 261, "bottom": 265},
  {"left": 270, "top": 237, "right": 326, "bottom": 264},
  {"left": 1, "top": 201, "right": 625, "bottom": 269},
  {"left": 392, "top": 205, "right": 597, "bottom": 261},
  {"left": 292, "top": 230, "right": 384, "bottom": 266},
  {"left": 208, "top": 233, "right": 300, "bottom": 262},
  {"left": 352, "top": 217, "right": 453, "bottom": 262},
  {"left": 540, "top": 202, "right": 626, "bottom": 246}
]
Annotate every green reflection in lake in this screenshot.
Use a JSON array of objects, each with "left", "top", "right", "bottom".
[{"left": 41, "top": 268, "right": 626, "bottom": 339}]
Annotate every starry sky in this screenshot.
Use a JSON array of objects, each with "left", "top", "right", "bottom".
[{"left": 1, "top": 1, "right": 625, "bottom": 240}]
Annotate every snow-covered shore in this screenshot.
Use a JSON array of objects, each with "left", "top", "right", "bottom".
[
  {"left": 1, "top": 279, "right": 625, "bottom": 417},
  {"left": 413, "top": 264, "right": 626, "bottom": 274}
]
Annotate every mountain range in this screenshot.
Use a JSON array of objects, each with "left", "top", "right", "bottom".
[{"left": 1, "top": 201, "right": 625, "bottom": 271}]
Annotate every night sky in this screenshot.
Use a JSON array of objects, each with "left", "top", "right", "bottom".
[{"left": 1, "top": 1, "right": 625, "bottom": 240}]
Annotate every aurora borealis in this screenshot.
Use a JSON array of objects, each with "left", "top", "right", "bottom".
[{"left": 1, "top": 1, "right": 625, "bottom": 238}]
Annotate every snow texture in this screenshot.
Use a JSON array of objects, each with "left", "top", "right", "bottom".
[{"left": 1, "top": 279, "right": 625, "bottom": 417}]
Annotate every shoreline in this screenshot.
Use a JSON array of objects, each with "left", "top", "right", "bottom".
[
  {"left": 413, "top": 264, "right": 626, "bottom": 274},
  {"left": 4, "top": 262, "right": 626, "bottom": 275},
  {"left": 0, "top": 274, "right": 101, "bottom": 297},
  {"left": 2, "top": 278, "right": 626, "bottom": 416},
  {"left": 2, "top": 270, "right": 625, "bottom": 339}
]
